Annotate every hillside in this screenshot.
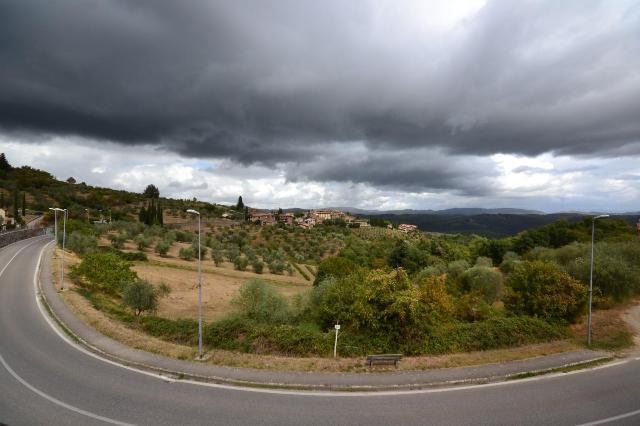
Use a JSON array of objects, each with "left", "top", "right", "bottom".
[
  {"left": 371, "top": 213, "right": 639, "bottom": 238},
  {"left": 0, "top": 155, "right": 235, "bottom": 224}
]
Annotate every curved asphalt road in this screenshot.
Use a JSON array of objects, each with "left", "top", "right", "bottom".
[{"left": 1, "top": 237, "right": 640, "bottom": 426}]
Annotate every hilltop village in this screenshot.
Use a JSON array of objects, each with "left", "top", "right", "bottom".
[{"left": 247, "top": 208, "right": 418, "bottom": 233}]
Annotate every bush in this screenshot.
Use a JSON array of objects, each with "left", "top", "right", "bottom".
[
  {"left": 134, "top": 235, "right": 152, "bottom": 251},
  {"left": 252, "top": 260, "right": 264, "bottom": 274},
  {"left": 563, "top": 243, "right": 640, "bottom": 302},
  {"left": 447, "top": 260, "right": 470, "bottom": 281},
  {"left": 232, "top": 279, "right": 290, "bottom": 324},
  {"left": 459, "top": 266, "right": 504, "bottom": 303},
  {"left": 499, "top": 251, "right": 521, "bottom": 274},
  {"left": 138, "top": 316, "right": 198, "bottom": 344},
  {"left": 504, "top": 260, "right": 587, "bottom": 323},
  {"left": 313, "top": 269, "right": 453, "bottom": 339},
  {"left": 314, "top": 256, "right": 357, "bottom": 285},
  {"left": 118, "top": 251, "right": 148, "bottom": 261},
  {"left": 234, "top": 256, "right": 249, "bottom": 271},
  {"left": 475, "top": 256, "right": 493, "bottom": 267},
  {"left": 155, "top": 240, "right": 170, "bottom": 256},
  {"left": 109, "top": 233, "right": 126, "bottom": 249},
  {"left": 455, "top": 291, "right": 492, "bottom": 322},
  {"left": 73, "top": 252, "right": 137, "bottom": 295},
  {"left": 179, "top": 247, "right": 195, "bottom": 261},
  {"left": 268, "top": 260, "right": 285, "bottom": 274},
  {"left": 123, "top": 280, "right": 158, "bottom": 316},
  {"left": 425, "top": 316, "right": 568, "bottom": 354},
  {"left": 212, "top": 250, "right": 224, "bottom": 266},
  {"left": 66, "top": 231, "right": 98, "bottom": 256}
]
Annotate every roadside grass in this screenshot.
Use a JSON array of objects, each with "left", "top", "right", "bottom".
[{"left": 570, "top": 304, "right": 635, "bottom": 351}]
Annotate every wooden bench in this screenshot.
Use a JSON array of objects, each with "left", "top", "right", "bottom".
[{"left": 366, "top": 354, "right": 403, "bottom": 367}]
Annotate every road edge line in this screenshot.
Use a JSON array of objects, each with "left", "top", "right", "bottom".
[{"left": 35, "top": 242, "right": 628, "bottom": 395}]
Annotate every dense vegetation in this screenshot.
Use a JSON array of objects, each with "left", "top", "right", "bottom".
[{"left": 66, "top": 210, "right": 639, "bottom": 357}]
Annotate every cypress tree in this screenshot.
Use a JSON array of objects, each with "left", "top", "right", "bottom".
[
  {"left": 21, "top": 192, "right": 26, "bottom": 216},
  {"left": 12, "top": 188, "right": 18, "bottom": 219},
  {"left": 0, "top": 153, "right": 11, "bottom": 171},
  {"left": 139, "top": 206, "right": 147, "bottom": 223}
]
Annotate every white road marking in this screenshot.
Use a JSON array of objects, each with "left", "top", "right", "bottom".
[
  {"left": 29, "top": 239, "right": 636, "bottom": 398},
  {"left": 576, "top": 408, "right": 640, "bottom": 425},
  {"left": 0, "top": 238, "right": 137, "bottom": 426}
]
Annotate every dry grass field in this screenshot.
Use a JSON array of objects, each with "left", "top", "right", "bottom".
[{"left": 95, "top": 235, "right": 312, "bottom": 321}]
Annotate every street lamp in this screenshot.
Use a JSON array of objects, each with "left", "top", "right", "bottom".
[
  {"left": 48, "top": 207, "right": 58, "bottom": 242},
  {"left": 85, "top": 208, "right": 89, "bottom": 223},
  {"left": 187, "top": 208, "right": 203, "bottom": 359},
  {"left": 587, "top": 214, "right": 609, "bottom": 346},
  {"left": 51, "top": 207, "right": 67, "bottom": 290}
]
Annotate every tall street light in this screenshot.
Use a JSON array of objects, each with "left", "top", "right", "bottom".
[
  {"left": 588, "top": 214, "right": 609, "bottom": 346},
  {"left": 51, "top": 208, "right": 67, "bottom": 290},
  {"left": 187, "top": 208, "right": 203, "bottom": 359},
  {"left": 48, "top": 207, "right": 58, "bottom": 242}
]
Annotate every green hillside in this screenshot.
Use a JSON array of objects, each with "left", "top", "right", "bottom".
[{"left": 0, "top": 153, "right": 233, "bottom": 225}]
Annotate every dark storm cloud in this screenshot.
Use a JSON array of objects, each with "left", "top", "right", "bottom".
[
  {"left": 286, "top": 147, "right": 496, "bottom": 196},
  {"left": 1, "top": 0, "right": 639, "bottom": 192}
]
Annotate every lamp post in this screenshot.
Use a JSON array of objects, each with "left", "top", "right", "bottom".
[
  {"left": 187, "top": 209, "right": 203, "bottom": 359},
  {"left": 588, "top": 214, "right": 609, "bottom": 346},
  {"left": 51, "top": 207, "right": 67, "bottom": 290},
  {"left": 48, "top": 207, "right": 58, "bottom": 242},
  {"left": 85, "top": 208, "right": 89, "bottom": 223}
]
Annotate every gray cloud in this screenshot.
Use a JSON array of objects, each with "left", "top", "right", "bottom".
[{"left": 1, "top": 0, "right": 639, "bottom": 195}]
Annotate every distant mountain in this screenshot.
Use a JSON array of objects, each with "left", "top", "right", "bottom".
[{"left": 325, "top": 207, "right": 545, "bottom": 216}]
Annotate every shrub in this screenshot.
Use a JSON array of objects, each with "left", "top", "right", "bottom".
[
  {"left": 73, "top": 252, "right": 137, "bottom": 295},
  {"left": 504, "top": 260, "right": 587, "bottom": 323},
  {"left": 314, "top": 256, "right": 357, "bottom": 285},
  {"left": 178, "top": 247, "right": 195, "bottom": 261},
  {"left": 425, "top": 316, "right": 568, "bottom": 354},
  {"left": 234, "top": 256, "right": 249, "bottom": 271},
  {"left": 252, "top": 260, "right": 264, "bottom": 274},
  {"left": 499, "top": 251, "right": 521, "bottom": 273},
  {"left": 475, "top": 256, "right": 493, "bottom": 267},
  {"left": 459, "top": 266, "right": 504, "bottom": 303},
  {"left": 138, "top": 316, "right": 198, "bottom": 344},
  {"left": 563, "top": 243, "right": 640, "bottom": 302},
  {"left": 455, "top": 291, "right": 492, "bottom": 322},
  {"left": 313, "top": 269, "right": 453, "bottom": 338},
  {"left": 447, "top": 260, "right": 470, "bottom": 281},
  {"left": 415, "top": 264, "right": 447, "bottom": 281},
  {"left": 109, "top": 233, "right": 126, "bottom": 249},
  {"left": 134, "top": 235, "right": 152, "bottom": 251},
  {"left": 212, "top": 250, "right": 224, "bottom": 266},
  {"left": 268, "top": 260, "right": 285, "bottom": 274},
  {"left": 123, "top": 280, "right": 158, "bottom": 316},
  {"left": 118, "top": 251, "right": 147, "bottom": 261},
  {"left": 66, "top": 231, "right": 98, "bottom": 256},
  {"left": 232, "top": 279, "right": 290, "bottom": 324},
  {"left": 155, "top": 240, "right": 170, "bottom": 256}
]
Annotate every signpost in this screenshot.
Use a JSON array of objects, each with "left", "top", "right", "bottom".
[{"left": 333, "top": 323, "right": 340, "bottom": 358}]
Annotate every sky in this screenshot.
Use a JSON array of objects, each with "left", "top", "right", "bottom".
[{"left": 1, "top": 0, "right": 639, "bottom": 212}]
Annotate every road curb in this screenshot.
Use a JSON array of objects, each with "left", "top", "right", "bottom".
[{"left": 37, "top": 242, "right": 616, "bottom": 393}]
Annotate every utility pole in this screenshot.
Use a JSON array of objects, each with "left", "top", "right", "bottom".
[
  {"left": 588, "top": 214, "right": 609, "bottom": 346},
  {"left": 187, "top": 209, "right": 203, "bottom": 359}
]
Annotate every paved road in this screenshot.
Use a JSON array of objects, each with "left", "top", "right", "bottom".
[{"left": 1, "top": 237, "right": 639, "bottom": 426}]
